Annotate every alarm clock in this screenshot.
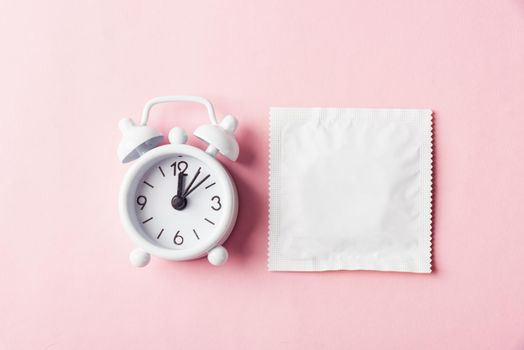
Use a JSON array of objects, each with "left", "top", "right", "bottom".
[{"left": 117, "top": 96, "right": 239, "bottom": 267}]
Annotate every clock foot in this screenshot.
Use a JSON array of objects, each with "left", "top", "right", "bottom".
[
  {"left": 129, "top": 248, "right": 151, "bottom": 267},
  {"left": 207, "top": 245, "right": 228, "bottom": 266}
]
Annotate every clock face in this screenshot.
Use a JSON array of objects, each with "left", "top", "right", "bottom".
[{"left": 133, "top": 154, "right": 227, "bottom": 251}]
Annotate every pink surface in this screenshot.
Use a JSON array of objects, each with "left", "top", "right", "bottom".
[{"left": 1, "top": 1, "right": 524, "bottom": 349}]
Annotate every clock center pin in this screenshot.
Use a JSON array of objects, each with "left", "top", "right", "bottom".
[{"left": 171, "top": 195, "right": 187, "bottom": 211}]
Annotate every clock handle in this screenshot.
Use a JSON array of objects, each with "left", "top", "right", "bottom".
[
  {"left": 140, "top": 96, "right": 218, "bottom": 126},
  {"left": 207, "top": 245, "right": 229, "bottom": 266}
]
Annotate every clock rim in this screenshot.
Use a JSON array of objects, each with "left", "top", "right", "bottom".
[{"left": 119, "top": 143, "right": 238, "bottom": 261}]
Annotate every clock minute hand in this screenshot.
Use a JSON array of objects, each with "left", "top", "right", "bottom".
[
  {"left": 184, "top": 174, "right": 210, "bottom": 198},
  {"left": 183, "top": 167, "right": 201, "bottom": 197}
]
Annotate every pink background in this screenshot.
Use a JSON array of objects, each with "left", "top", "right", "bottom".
[{"left": 1, "top": 1, "right": 524, "bottom": 349}]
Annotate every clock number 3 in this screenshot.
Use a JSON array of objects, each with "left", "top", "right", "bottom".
[
  {"left": 211, "top": 195, "right": 222, "bottom": 211},
  {"left": 173, "top": 231, "right": 184, "bottom": 245}
]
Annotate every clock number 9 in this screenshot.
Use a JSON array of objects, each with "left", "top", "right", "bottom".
[
  {"left": 136, "top": 195, "right": 147, "bottom": 210},
  {"left": 173, "top": 231, "right": 184, "bottom": 245},
  {"left": 211, "top": 195, "right": 222, "bottom": 211},
  {"left": 171, "top": 161, "right": 188, "bottom": 176}
]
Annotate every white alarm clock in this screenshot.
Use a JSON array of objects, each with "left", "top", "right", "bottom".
[{"left": 117, "top": 96, "right": 239, "bottom": 267}]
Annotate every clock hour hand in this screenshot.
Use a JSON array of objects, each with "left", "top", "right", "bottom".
[
  {"left": 177, "top": 172, "right": 186, "bottom": 197},
  {"left": 171, "top": 173, "right": 187, "bottom": 211}
]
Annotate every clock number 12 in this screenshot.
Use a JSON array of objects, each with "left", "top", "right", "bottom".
[{"left": 171, "top": 161, "right": 188, "bottom": 176}]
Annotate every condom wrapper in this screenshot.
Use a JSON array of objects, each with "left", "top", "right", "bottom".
[{"left": 269, "top": 108, "right": 433, "bottom": 273}]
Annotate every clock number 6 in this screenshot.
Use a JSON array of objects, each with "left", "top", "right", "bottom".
[
  {"left": 211, "top": 195, "right": 222, "bottom": 211},
  {"left": 173, "top": 231, "right": 184, "bottom": 245},
  {"left": 137, "top": 195, "right": 147, "bottom": 210}
]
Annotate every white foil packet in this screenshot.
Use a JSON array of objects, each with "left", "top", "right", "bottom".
[{"left": 269, "top": 108, "right": 433, "bottom": 273}]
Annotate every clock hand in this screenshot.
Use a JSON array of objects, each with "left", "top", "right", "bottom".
[
  {"left": 171, "top": 172, "right": 187, "bottom": 211},
  {"left": 177, "top": 172, "right": 185, "bottom": 197},
  {"left": 183, "top": 167, "right": 201, "bottom": 197},
  {"left": 183, "top": 174, "right": 210, "bottom": 198}
]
